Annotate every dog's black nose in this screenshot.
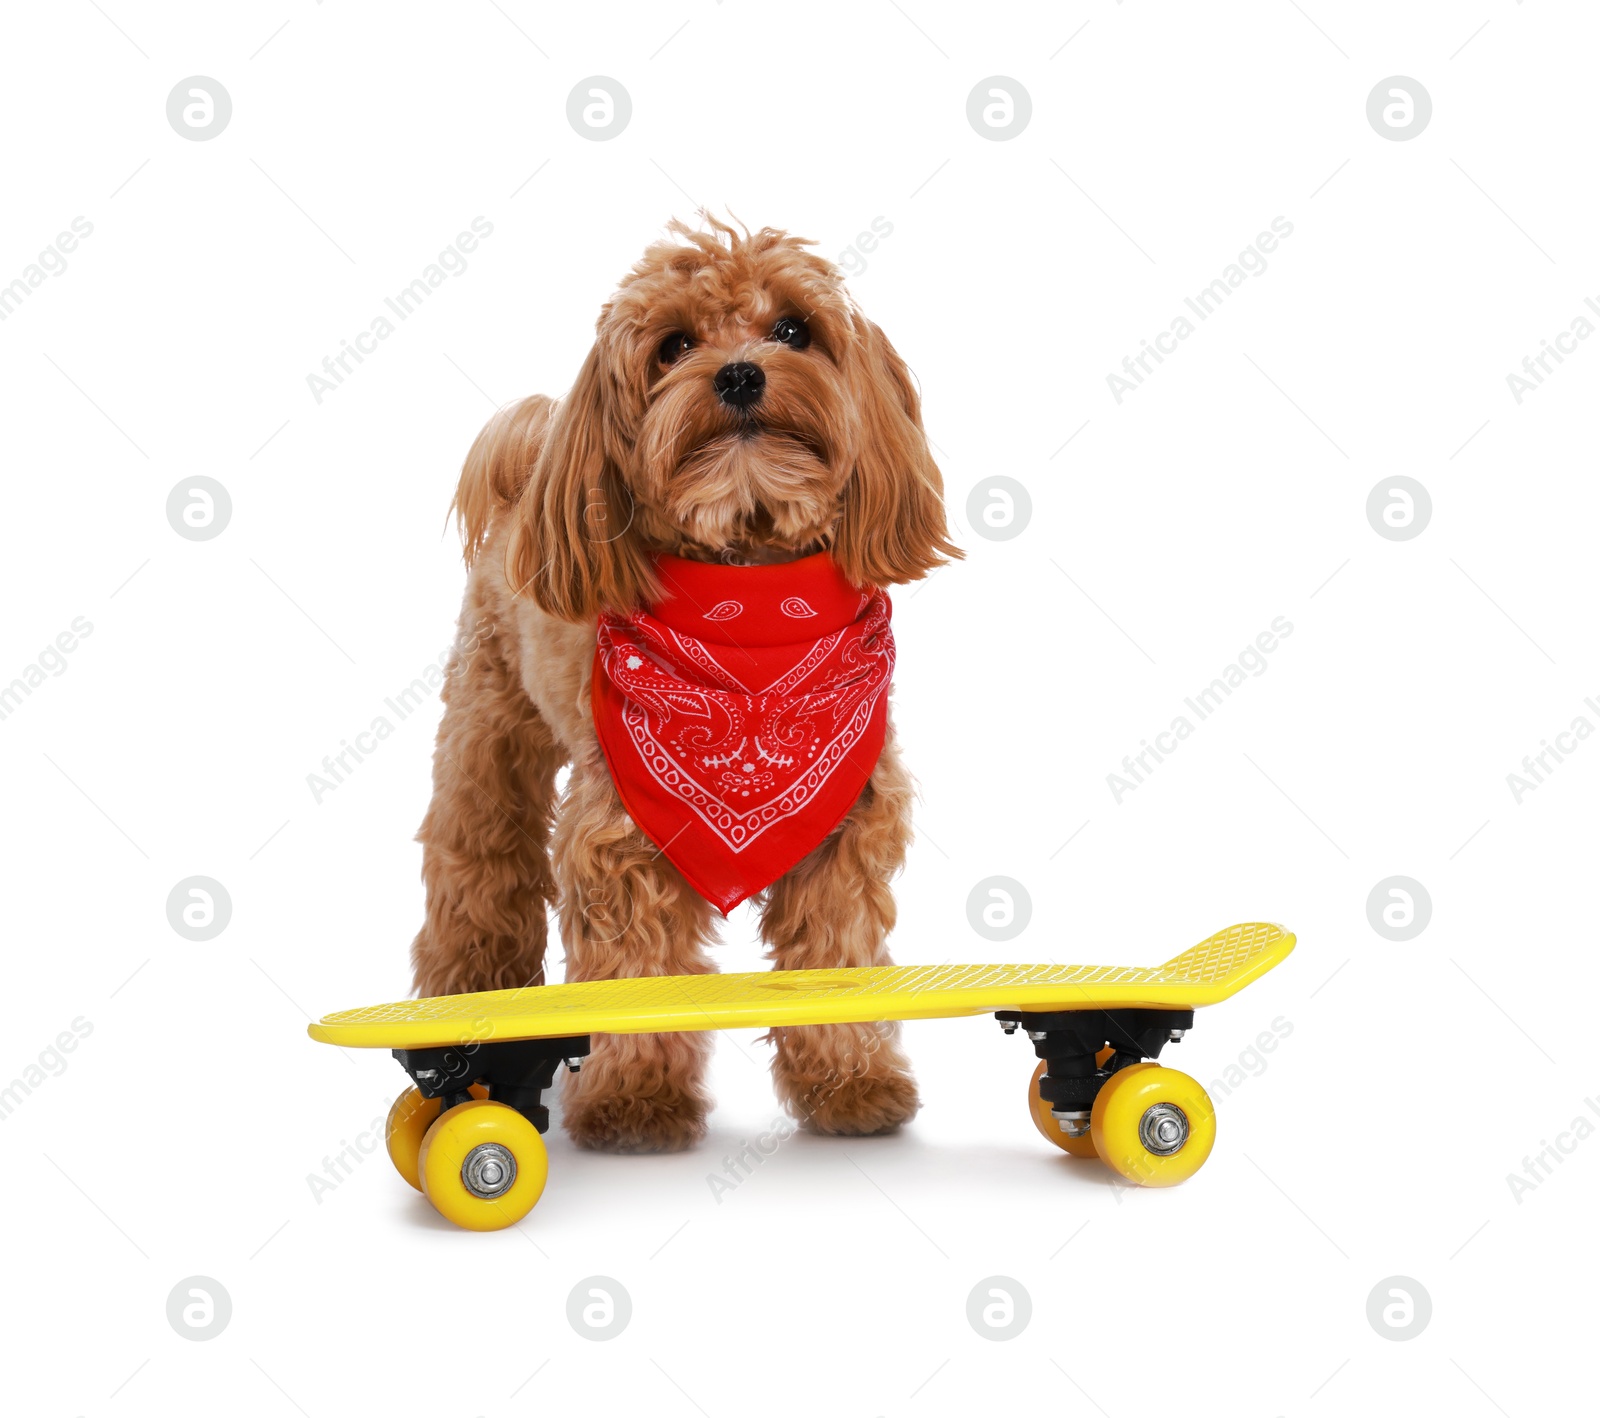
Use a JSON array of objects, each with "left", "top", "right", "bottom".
[{"left": 714, "top": 361, "right": 765, "bottom": 409}]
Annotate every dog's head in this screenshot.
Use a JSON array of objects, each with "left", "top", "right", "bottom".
[{"left": 506, "top": 215, "right": 959, "bottom": 617}]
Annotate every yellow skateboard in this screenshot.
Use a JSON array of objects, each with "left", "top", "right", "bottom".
[{"left": 310, "top": 921, "right": 1294, "bottom": 1230}]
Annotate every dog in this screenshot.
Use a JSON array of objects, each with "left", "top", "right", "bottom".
[{"left": 409, "top": 215, "right": 958, "bottom": 1152}]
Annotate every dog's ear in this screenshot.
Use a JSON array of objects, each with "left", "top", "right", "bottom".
[
  {"left": 832, "top": 319, "right": 962, "bottom": 588},
  {"left": 505, "top": 346, "right": 658, "bottom": 619}
]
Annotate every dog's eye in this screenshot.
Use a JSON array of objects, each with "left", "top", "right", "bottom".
[
  {"left": 770, "top": 316, "right": 810, "bottom": 350},
  {"left": 658, "top": 331, "right": 694, "bottom": 365}
]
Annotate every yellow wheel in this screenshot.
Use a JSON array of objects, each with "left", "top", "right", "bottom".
[
  {"left": 1090, "top": 1064, "right": 1215, "bottom": 1187},
  {"left": 1027, "top": 1052, "right": 1116, "bottom": 1157},
  {"left": 418, "top": 1099, "right": 548, "bottom": 1231},
  {"left": 385, "top": 1083, "right": 486, "bottom": 1191}
]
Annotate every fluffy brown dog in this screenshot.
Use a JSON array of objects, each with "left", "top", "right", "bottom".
[{"left": 410, "top": 216, "right": 958, "bottom": 1152}]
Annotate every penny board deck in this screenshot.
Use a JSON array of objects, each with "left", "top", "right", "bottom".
[{"left": 308, "top": 922, "right": 1294, "bottom": 1050}]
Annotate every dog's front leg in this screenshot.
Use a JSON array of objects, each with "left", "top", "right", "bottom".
[
  {"left": 411, "top": 586, "right": 564, "bottom": 998},
  {"left": 553, "top": 751, "right": 720, "bottom": 1152},
  {"left": 759, "top": 727, "right": 921, "bottom": 1135}
]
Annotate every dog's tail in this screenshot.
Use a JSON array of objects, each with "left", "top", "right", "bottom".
[{"left": 452, "top": 394, "right": 556, "bottom": 566}]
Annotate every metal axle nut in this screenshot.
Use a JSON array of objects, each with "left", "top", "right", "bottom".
[
  {"left": 461, "top": 1142, "right": 518, "bottom": 1199},
  {"left": 1052, "top": 1108, "right": 1092, "bottom": 1139}
]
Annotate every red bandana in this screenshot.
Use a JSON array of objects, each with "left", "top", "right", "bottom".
[{"left": 592, "top": 552, "right": 894, "bottom": 913}]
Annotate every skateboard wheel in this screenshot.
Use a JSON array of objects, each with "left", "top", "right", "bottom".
[
  {"left": 1090, "top": 1065, "right": 1215, "bottom": 1187},
  {"left": 1026, "top": 1053, "right": 1115, "bottom": 1158},
  {"left": 418, "top": 1099, "right": 548, "bottom": 1231},
  {"left": 385, "top": 1084, "right": 486, "bottom": 1191}
]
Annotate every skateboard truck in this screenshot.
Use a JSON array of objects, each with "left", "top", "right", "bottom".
[
  {"left": 996, "top": 1007, "right": 1196, "bottom": 1137},
  {"left": 393, "top": 1035, "right": 592, "bottom": 1134}
]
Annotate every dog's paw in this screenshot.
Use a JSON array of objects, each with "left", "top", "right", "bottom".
[
  {"left": 788, "top": 1067, "right": 921, "bottom": 1137},
  {"left": 563, "top": 1091, "right": 709, "bottom": 1154}
]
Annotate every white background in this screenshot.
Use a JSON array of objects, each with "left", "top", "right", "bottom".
[{"left": 2, "top": 1, "right": 1595, "bottom": 1413}]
